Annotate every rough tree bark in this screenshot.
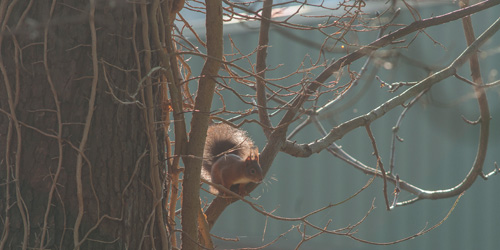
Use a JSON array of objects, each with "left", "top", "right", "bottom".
[{"left": 1, "top": 1, "right": 167, "bottom": 249}]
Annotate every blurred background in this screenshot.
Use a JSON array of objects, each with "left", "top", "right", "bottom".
[{"left": 178, "top": 1, "right": 500, "bottom": 249}]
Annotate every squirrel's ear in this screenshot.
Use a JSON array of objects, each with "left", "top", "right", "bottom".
[
  {"left": 251, "top": 147, "right": 259, "bottom": 157},
  {"left": 246, "top": 149, "right": 259, "bottom": 161},
  {"left": 246, "top": 155, "right": 253, "bottom": 161}
]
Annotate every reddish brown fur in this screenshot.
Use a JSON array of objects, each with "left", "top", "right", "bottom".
[{"left": 202, "top": 124, "right": 263, "bottom": 195}]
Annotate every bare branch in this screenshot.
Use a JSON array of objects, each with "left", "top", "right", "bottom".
[
  {"left": 481, "top": 162, "right": 499, "bottom": 180},
  {"left": 277, "top": 0, "right": 500, "bottom": 129},
  {"left": 389, "top": 90, "right": 428, "bottom": 174},
  {"left": 286, "top": 15, "right": 500, "bottom": 159},
  {"left": 181, "top": 0, "right": 223, "bottom": 248},
  {"left": 350, "top": 192, "right": 464, "bottom": 245},
  {"left": 255, "top": 0, "right": 274, "bottom": 136},
  {"left": 278, "top": 16, "right": 499, "bottom": 206},
  {"left": 365, "top": 125, "right": 390, "bottom": 211}
]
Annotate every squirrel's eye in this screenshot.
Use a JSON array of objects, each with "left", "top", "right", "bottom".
[{"left": 250, "top": 169, "right": 255, "bottom": 174}]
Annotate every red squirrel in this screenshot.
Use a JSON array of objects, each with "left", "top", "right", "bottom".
[{"left": 202, "top": 123, "right": 263, "bottom": 195}]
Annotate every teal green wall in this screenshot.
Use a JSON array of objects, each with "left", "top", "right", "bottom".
[{"left": 183, "top": 3, "right": 500, "bottom": 249}]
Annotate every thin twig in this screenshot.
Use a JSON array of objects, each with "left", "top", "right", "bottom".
[
  {"left": 389, "top": 90, "right": 427, "bottom": 174},
  {"left": 350, "top": 192, "right": 464, "bottom": 245},
  {"left": 365, "top": 125, "right": 391, "bottom": 211}
]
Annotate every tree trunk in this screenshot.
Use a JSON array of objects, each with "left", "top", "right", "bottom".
[{"left": 1, "top": 1, "right": 168, "bottom": 249}]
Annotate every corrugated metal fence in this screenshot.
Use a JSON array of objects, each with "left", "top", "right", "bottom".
[{"left": 184, "top": 2, "right": 500, "bottom": 249}]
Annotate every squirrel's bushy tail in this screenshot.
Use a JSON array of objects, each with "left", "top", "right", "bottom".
[{"left": 202, "top": 123, "right": 256, "bottom": 181}]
